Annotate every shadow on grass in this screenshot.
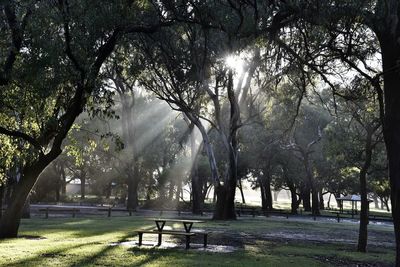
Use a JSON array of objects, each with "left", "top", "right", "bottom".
[
  {"left": 68, "top": 225, "right": 156, "bottom": 267},
  {"left": 127, "top": 247, "right": 167, "bottom": 267},
  {"left": 22, "top": 217, "right": 154, "bottom": 238},
  {"left": 8, "top": 243, "right": 89, "bottom": 266}
]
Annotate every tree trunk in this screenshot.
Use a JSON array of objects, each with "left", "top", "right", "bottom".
[
  {"left": 311, "top": 186, "right": 320, "bottom": 215},
  {"left": 378, "top": 32, "right": 400, "bottom": 264},
  {"left": 61, "top": 167, "right": 66, "bottom": 196},
  {"left": 213, "top": 183, "right": 237, "bottom": 219},
  {"left": 238, "top": 179, "right": 246, "bottom": 204},
  {"left": 301, "top": 186, "right": 311, "bottom": 211},
  {"left": 358, "top": 172, "right": 369, "bottom": 252},
  {"left": 384, "top": 197, "right": 390, "bottom": 212},
  {"left": 319, "top": 190, "right": 325, "bottom": 210},
  {"left": 168, "top": 180, "right": 175, "bottom": 201},
  {"left": 0, "top": 151, "right": 60, "bottom": 238},
  {"left": 175, "top": 181, "right": 182, "bottom": 202},
  {"left": 213, "top": 137, "right": 238, "bottom": 220},
  {"left": 303, "top": 155, "right": 320, "bottom": 215},
  {"left": 357, "top": 129, "right": 374, "bottom": 252},
  {"left": 80, "top": 172, "right": 86, "bottom": 200},
  {"left": 260, "top": 178, "right": 267, "bottom": 210},
  {"left": 264, "top": 176, "right": 273, "bottom": 211},
  {"left": 191, "top": 166, "right": 203, "bottom": 214},
  {"left": 127, "top": 170, "right": 139, "bottom": 210},
  {"left": 105, "top": 182, "right": 112, "bottom": 199},
  {"left": 0, "top": 186, "right": 3, "bottom": 219},
  {"left": 259, "top": 175, "right": 273, "bottom": 211},
  {"left": 55, "top": 172, "right": 61, "bottom": 202},
  {"left": 326, "top": 193, "right": 331, "bottom": 209},
  {"left": 191, "top": 135, "right": 203, "bottom": 214},
  {"left": 288, "top": 183, "right": 299, "bottom": 214},
  {"left": 59, "top": 162, "right": 66, "bottom": 200}
]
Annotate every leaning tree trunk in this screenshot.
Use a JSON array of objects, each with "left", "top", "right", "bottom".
[
  {"left": 0, "top": 151, "right": 60, "bottom": 238},
  {"left": 238, "top": 179, "right": 246, "bottom": 204}
]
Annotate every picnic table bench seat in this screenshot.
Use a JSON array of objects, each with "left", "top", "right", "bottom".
[{"left": 136, "top": 229, "right": 209, "bottom": 249}]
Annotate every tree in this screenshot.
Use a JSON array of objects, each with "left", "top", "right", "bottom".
[
  {"left": 259, "top": 1, "right": 400, "bottom": 261},
  {"left": 324, "top": 78, "right": 382, "bottom": 252},
  {"left": 105, "top": 55, "right": 140, "bottom": 210},
  {"left": 0, "top": 0, "right": 170, "bottom": 238}
]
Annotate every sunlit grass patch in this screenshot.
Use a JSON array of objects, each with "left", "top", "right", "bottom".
[{"left": 0, "top": 215, "right": 395, "bottom": 266}]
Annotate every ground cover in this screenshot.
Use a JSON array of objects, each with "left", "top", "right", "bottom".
[{"left": 0, "top": 215, "right": 394, "bottom": 266}]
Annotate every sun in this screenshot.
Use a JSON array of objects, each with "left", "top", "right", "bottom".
[{"left": 225, "top": 55, "right": 244, "bottom": 74}]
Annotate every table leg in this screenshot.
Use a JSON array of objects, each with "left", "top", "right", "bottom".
[
  {"left": 186, "top": 235, "right": 190, "bottom": 249},
  {"left": 138, "top": 233, "right": 143, "bottom": 246},
  {"left": 183, "top": 222, "right": 193, "bottom": 233},
  {"left": 158, "top": 233, "right": 162, "bottom": 246},
  {"left": 156, "top": 221, "right": 166, "bottom": 231}
]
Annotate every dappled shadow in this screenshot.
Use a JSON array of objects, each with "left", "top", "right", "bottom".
[
  {"left": 68, "top": 231, "right": 136, "bottom": 267},
  {"left": 21, "top": 217, "right": 155, "bottom": 238},
  {"left": 7, "top": 243, "right": 88, "bottom": 266},
  {"left": 18, "top": 234, "right": 46, "bottom": 240},
  {"left": 127, "top": 247, "right": 169, "bottom": 266},
  {"left": 68, "top": 225, "right": 155, "bottom": 266}
]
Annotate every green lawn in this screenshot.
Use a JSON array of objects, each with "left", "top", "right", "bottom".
[{"left": 0, "top": 215, "right": 395, "bottom": 266}]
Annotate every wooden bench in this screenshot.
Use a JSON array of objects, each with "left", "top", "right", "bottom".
[
  {"left": 39, "top": 208, "right": 80, "bottom": 218},
  {"left": 236, "top": 207, "right": 259, "bottom": 217},
  {"left": 97, "top": 207, "right": 135, "bottom": 217},
  {"left": 136, "top": 230, "right": 209, "bottom": 249}
]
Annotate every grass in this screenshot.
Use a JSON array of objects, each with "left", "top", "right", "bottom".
[{"left": 0, "top": 215, "right": 395, "bottom": 266}]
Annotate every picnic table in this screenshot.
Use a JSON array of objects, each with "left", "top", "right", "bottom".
[
  {"left": 137, "top": 218, "right": 208, "bottom": 249},
  {"left": 153, "top": 218, "right": 204, "bottom": 232}
]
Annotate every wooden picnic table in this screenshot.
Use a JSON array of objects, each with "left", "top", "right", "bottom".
[
  {"left": 137, "top": 218, "right": 207, "bottom": 249},
  {"left": 152, "top": 218, "right": 205, "bottom": 233}
]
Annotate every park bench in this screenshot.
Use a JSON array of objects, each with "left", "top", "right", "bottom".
[
  {"left": 39, "top": 208, "right": 80, "bottom": 218},
  {"left": 236, "top": 206, "right": 259, "bottom": 217},
  {"left": 97, "top": 207, "right": 135, "bottom": 217}
]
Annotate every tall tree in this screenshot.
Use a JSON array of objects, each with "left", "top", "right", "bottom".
[
  {"left": 259, "top": 1, "right": 400, "bottom": 261},
  {"left": 0, "top": 0, "right": 169, "bottom": 238}
]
